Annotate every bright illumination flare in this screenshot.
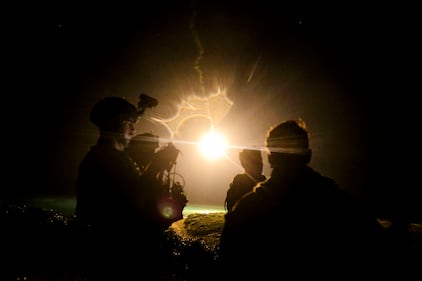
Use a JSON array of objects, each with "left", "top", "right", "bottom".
[{"left": 199, "top": 130, "right": 228, "bottom": 160}]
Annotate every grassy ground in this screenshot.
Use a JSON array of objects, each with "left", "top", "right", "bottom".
[
  {"left": 2, "top": 199, "right": 422, "bottom": 280},
  {"left": 0, "top": 199, "right": 226, "bottom": 281}
]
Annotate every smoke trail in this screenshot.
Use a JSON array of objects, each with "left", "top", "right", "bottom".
[
  {"left": 189, "top": 0, "right": 206, "bottom": 97},
  {"left": 141, "top": 2, "right": 234, "bottom": 140}
]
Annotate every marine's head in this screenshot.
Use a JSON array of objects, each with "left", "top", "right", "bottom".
[
  {"left": 265, "top": 119, "right": 311, "bottom": 168},
  {"left": 90, "top": 96, "right": 140, "bottom": 132}
]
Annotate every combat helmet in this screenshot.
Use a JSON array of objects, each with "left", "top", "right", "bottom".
[{"left": 90, "top": 97, "right": 140, "bottom": 131}]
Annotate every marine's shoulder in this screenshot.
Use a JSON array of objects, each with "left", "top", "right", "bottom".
[
  {"left": 232, "top": 182, "right": 272, "bottom": 210},
  {"left": 305, "top": 167, "right": 340, "bottom": 191},
  {"left": 232, "top": 173, "right": 248, "bottom": 183}
]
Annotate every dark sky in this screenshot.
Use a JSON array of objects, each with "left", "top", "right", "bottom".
[{"left": 5, "top": 2, "right": 420, "bottom": 219}]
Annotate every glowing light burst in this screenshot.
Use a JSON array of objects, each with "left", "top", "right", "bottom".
[
  {"left": 199, "top": 129, "right": 228, "bottom": 160},
  {"left": 151, "top": 89, "right": 233, "bottom": 138}
]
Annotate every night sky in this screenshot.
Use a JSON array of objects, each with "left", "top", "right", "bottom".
[{"left": 5, "top": 2, "right": 419, "bottom": 219}]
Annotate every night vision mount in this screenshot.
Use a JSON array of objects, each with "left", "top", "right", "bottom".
[{"left": 138, "top": 93, "right": 159, "bottom": 115}]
